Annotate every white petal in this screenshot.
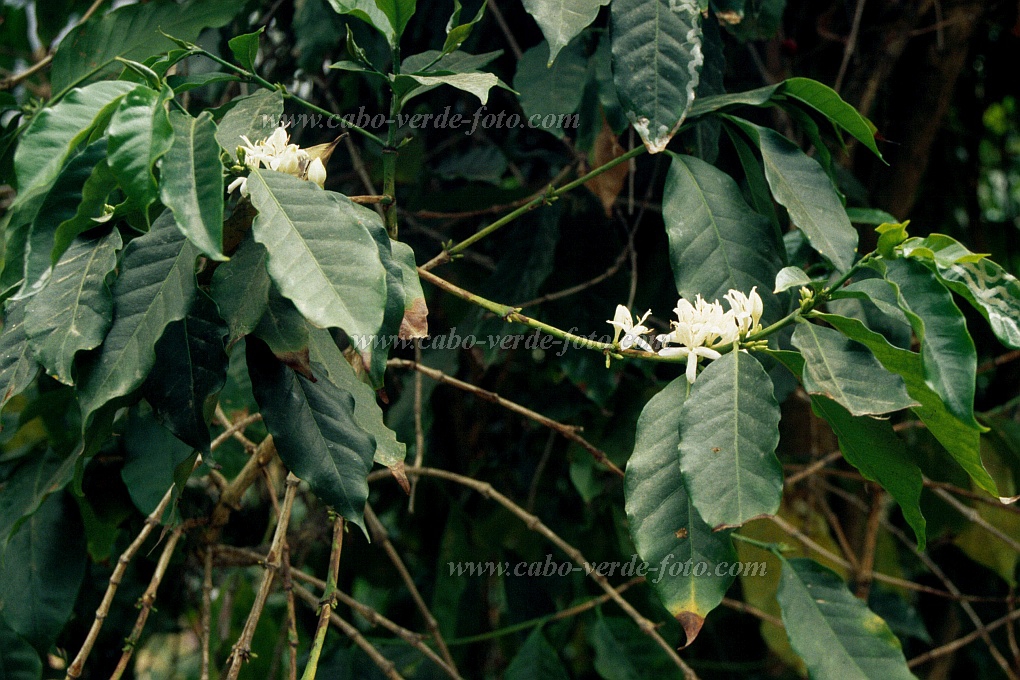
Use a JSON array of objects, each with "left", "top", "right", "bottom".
[{"left": 307, "top": 157, "right": 327, "bottom": 187}]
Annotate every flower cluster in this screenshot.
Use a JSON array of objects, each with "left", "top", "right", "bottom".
[
  {"left": 227, "top": 124, "right": 327, "bottom": 196},
  {"left": 607, "top": 287, "right": 764, "bottom": 383}
]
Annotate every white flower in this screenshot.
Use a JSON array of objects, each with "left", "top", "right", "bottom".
[
  {"left": 306, "top": 157, "right": 327, "bottom": 187},
  {"left": 229, "top": 124, "right": 329, "bottom": 194},
  {"left": 607, "top": 305, "right": 655, "bottom": 352},
  {"left": 227, "top": 176, "right": 248, "bottom": 197},
  {"left": 658, "top": 344, "right": 723, "bottom": 384},
  {"left": 724, "top": 287, "right": 764, "bottom": 336}
]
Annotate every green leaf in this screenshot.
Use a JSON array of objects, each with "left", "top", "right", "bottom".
[
  {"left": 678, "top": 351, "right": 782, "bottom": 528},
  {"left": 814, "top": 312, "right": 996, "bottom": 495},
  {"left": 663, "top": 153, "right": 783, "bottom": 325},
  {"left": 253, "top": 284, "right": 311, "bottom": 356},
  {"left": 121, "top": 404, "right": 195, "bottom": 516},
  {"left": 215, "top": 89, "right": 284, "bottom": 162},
  {"left": 442, "top": 0, "right": 486, "bottom": 55},
  {"left": 142, "top": 290, "right": 228, "bottom": 451},
  {"left": 247, "top": 338, "right": 375, "bottom": 531},
  {"left": 396, "top": 71, "right": 501, "bottom": 106},
  {"left": 723, "top": 0, "right": 785, "bottom": 41},
  {"left": 359, "top": 223, "right": 405, "bottom": 387},
  {"left": 846, "top": 207, "right": 898, "bottom": 225},
  {"left": 881, "top": 258, "right": 980, "bottom": 430},
  {"left": 522, "top": 0, "right": 609, "bottom": 65},
  {"left": 326, "top": 0, "right": 395, "bottom": 45},
  {"left": 166, "top": 71, "right": 242, "bottom": 93},
  {"left": 50, "top": 0, "right": 244, "bottom": 93},
  {"left": 0, "top": 617, "right": 42, "bottom": 680},
  {"left": 0, "top": 448, "right": 77, "bottom": 547},
  {"left": 774, "top": 266, "right": 812, "bottom": 293},
  {"left": 612, "top": 0, "right": 704, "bottom": 152},
  {"left": 777, "top": 558, "right": 915, "bottom": 680},
  {"left": 689, "top": 83, "right": 780, "bottom": 118},
  {"left": 375, "top": 0, "right": 417, "bottom": 41},
  {"left": 505, "top": 628, "right": 568, "bottom": 680},
  {"left": 588, "top": 615, "right": 680, "bottom": 679},
  {"left": 24, "top": 230, "right": 121, "bottom": 385},
  {"left": 513, "top": 40, "right": 587, "bottom": 137},
  {"left": 780, "top": 77, "right": 882, "bottom": 159},
  {"left": 107, "top": 85, "right": 174, "bottom": 211},
  {"left": 730, "top": 119, "right": 858, "bottom": 272},
  {"left": 159, "top": 110, "right": 226, "bottom": 260},
  {"left": 76, "top": 212, "right": 199, "bottom": 430},
  {"left": 723, "top": 121, "right": 781, "bottom": 238},
  {"left": 899, "top": 234, "right": 1020, "bottom": 350},
  {"left": 625, "top": 376, "right": 737, "bottom": 645},
  {"left": 0, "top": 301, "right": 39, "bottom": 419},
  {"left": 0, "top": 491, "right": 86, "bottom": 653},
  {"left": 308, "top": 327, "right": 406, "bottom": 474},
  {"left": 13, "top": 80, "right": 133, "bottom": 198},
  {"left": 228, "top": 26, "right": 264, "bottom": 72},
  {"left": 876, "top": 222, "right": 909, "bottom": 259},
  {"left": 391, "top": 241, "right": 428, "bottom": 339},
  {"left": 395, "top": 50, "right": 503, "bottom": 104},
  {"left": 247, "top": 170, "right": 387, "bottom": 343},
  {"left": 810, "top": 396, "right": 926, "bottom": 549},
  {"left": 791, "top": 320, "right": 916, "bottom": 416},
  {"left": 210, "top": 236, "right": 271, "bottom": 345}
]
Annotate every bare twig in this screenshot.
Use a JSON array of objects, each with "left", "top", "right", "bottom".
[
  {"left": 388, "top": 359, "right": 623, "bottom": 477},
  {"left": 224, "top": 473, "right": 300, "bottom": 679},
  {"left": 282, "top": 545, "right": 300, "bottom": 680},
  {"left": 485, "top": 0, "right": 523, "bottom": 60},
  {"left": 206, "top": 435, "right": 277, "bottom": 543},
  {"left": 855, "top": 486, "right": 884, "bottom": 599},
  {"left": 109, "top": 526, "right": 186, "bottom": 680},
  {"left": 364, "top": 505, "right": 458, "bottom": 674},
  {"left": 930, "top": 485, "right": 1020, "bottom": 553},
  {"left": 408, "top": 342, "right": 426, "bottom": 512},
  {"left": 909, "top": 608, "right": 1020, "bottom": 668},
  {"left": 374, "top": 467, "right": 700, "bottom": 679},
  {"left": 721, "top": 597, "right": 785, "bottom": 629},
  {"left": 834, "top": 0, "right": 868, "bottom": 92},
  {"left": 301, "top": 516, "right": 345, "bottom": 680},
  {"left": 200, "top": 549, "right": 213, "bottom": 680},
  {"left": 210, "top": 411, "right": 262, "bottom": 451}
]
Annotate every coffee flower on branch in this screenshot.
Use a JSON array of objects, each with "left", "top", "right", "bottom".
[
  {"left": 606, "top": 287, "right": 765, "bottom": 383},
  {"left": 607, "top": 305, "right": 655, "bottom": 351},
  {"left": 227, "top": 124, "right": 327, "bottom": 196}
]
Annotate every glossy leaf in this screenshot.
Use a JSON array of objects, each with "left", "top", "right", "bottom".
[
  {"left": 121, "top": 404, "right": 196, "bottom": 515},
  {"left": 689, "top": 83, "right": 779, "bottom": 118},
  {"left": 215, "top": 89, "right": 284, "bottom": 161},
  {"left": 142, "top": 290, "right": 228, "bottom": 451},
  {"left": 612, "top": 0, "right": 704, "bottom": 152},
  {"left": 780, "top": 77, "right": 882, "bottom": 159},
  {"left": 0, "top": 618, "right": 41, "bottom": 680},
  {"left": 396, "top": 71, "right": 500, "bottom": 106},
  {"left": 0, "top": 300, "right": 38, "bottom": 418},
  {"left": 881, "top": 258, "right": 980, "bottom": 430},
  {"left": 678, "top": 351, "right": 783, "bottom": 528},
  {"left": 522, "top": 0, "right": 609, "bottom": 65},
  {"left": 50, "top": 0, "right": 244, "bottom": 92},
  {"left": 247, "top": 170, "right": 387, "bottom": 343},
  {"left": 228, "top": 27, "right": 264, "bottom": 71},
  {"left": 107, "top": 84, "right": 174, "bottom": 210},
  {"left": 442, "top": 0, "right": 486, "bottom": 55},
  {"left": 76, "top": 212, "right": 199, "bottom": 430},
  {"left": 625, "top": 376, "right": 737, "bottom": 645},
  {"left": 663, "top": 153, "right": 783, "bottom": 324},
  {"left": 0, "top": 491, "right": 86, "bottom": 653},
  {"left": 505, "top": 628, "right": 568, "bottom": 680},
  {"left": 375, "top": 0, "right": 417, "bottom": 41},
  {"left": 774, "top": 266, "right": 812, "bottom": 293},
  {"left": 513, "top": 40, "right": 587, "bottom": 138},
  {"left": 778, "top": 558, "right": 915, "bottom": 680},
  {"left": 247, "top": 338, "right": 375, "bottom": 530},
  {"left": 24, "top": 230, "right": 121, "bottom": 385},
  {"left": 732, "top": 119, "right": 858, "bottom": 272},
  {"left": 791, "top": 320, "right": 916, "bottom": 416},
  {"left": 210, "top": 236, "right": 272, "bottom": 345},
  {"left": 159, "top": 110, "right": 226, "bottom": 260},
  {"left": 811, "top": 396, "right": 926, "bottom": 549},
  {"left": 326, "top": 0, "right": 395, "bottom": 45},
  {"left": 815, "top": 312, "right": 996, "bottom": 495},
  {"left": 12, "top": 80, "right": 133, "bottom": 198}
]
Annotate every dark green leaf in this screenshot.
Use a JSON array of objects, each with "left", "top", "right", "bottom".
[
  {"left": 24, "top": 230, "right": 121, "bottom": 385},
  {"left": 678, "top": 351, "right": 782, "bottom": 528},
  {"left": 513, "top": 40, "right": 587, "bottom": 138},
  {"left": 326, "top": 0, "right": 395, "bottom": 45},
  {"left": 723, "top": 121, "right": 782, "bottom": 238},
  {"left": 0, "top": 448, "right": 77, "bottom": 547},
  {"left": 159, "top": 110, "right": 226, "bottom": 260},
  {"left": 442, "top": 0, "right": 486, "bottom": 55},
  {"left": 375, "top": 0, "right": 417, "bottom": 41},
  {"left": 121, "top": 404, "right": 195, "bottom": 516},
  {"left": 76, "top": 212, "right": 199, "bottom": 430},
  {"left": 142, "top": 290, "right": 228, "bottom": 451},
  {"left": 780, "top": 78, "right": 882, "bottom": 159},
  {"left": 166, "top": 71, "right": 242, "bottom": 93},
  {"left": 663, "top": 153, "right": 783, "bottom": 325},
  {"left": 360, "top": 221, "right": 405, "bottom": 387},
  {"left": 247, "top": 170, "right": 388, "bottom": 343},
  {"left": 210, "top": 236, "right": 271, "bottom": 345},
  {"left": 689, "top": 83, "right": 780, "bottom": 118},
  {"left": 612, "top": 0, "right": 704, "bottom": 152},
  {"left": 394, "top": 71, "right": 501, "bottom": 106},
  {"left": 811, "top": 396, "right": 926, "bottom": 549},
  {"left": 107, "top": 85, "right": 174, "bottom": 211},
  {"left": 815, "top": 312, "right": 996, "bottom": 495},
  {"left": 777, "top": 558, "right": 915, "bottom": 680},
  {"left": 723, "top": 0, "right": 785, "bottom": 41},
  {"left": 247, "top": 338, "right": 375, "bottom": 530},
  {"left": 0, "top": 617, "right": 41, "bottom": 680},
  {"left": 846, "top": 207, "right": 898, "bottom": 225},
  {"left": 522, "top": 0, "right": 608, "bottom": 65},
  {"left": 881, "top": 258, "right": 980, "bottom": 430},
  {"left": 391, "top": 240, "right": 428, "bottom": 339},
  {"left": 0, "top": 300, "right": 39, "bottom": 419},
  {"left": 50, "top": 0, "right": 244, "bottom": 93},
  {"left": 791, "top": 320, "right": 916, "bottom": 416},
  {"left": 253, "top": 285, "right": 311, "bottom": 356},
  {"left": 505, "top": 628, "right": 568, "bottom": 680},
  {"left": 625, "top": 376, "right": 737, "bottom": 644},
  {"left": 215, "top": 89, "right": 284, "bottom": 162},
  {"left": 588, "top": 615, "right": 679, "bottom": 679},
  {"left": 731, "top": 119, "right": 858, "bottom": 272},
  {"left": 0, "top": 491, "right": 86, "bottom": 653},
  {"left": 228, "top": 27, "right": 264, "bottom": 72}
]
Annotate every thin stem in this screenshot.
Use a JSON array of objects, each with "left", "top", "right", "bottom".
[
  {"left": 421, "top": 145, "right": 647, "bottom": 270},
  {"left": 382, "top": 52, "right": 401, "bottom": 238},
  {"left": 300, "top": 516, "right": 345, "bottom": 680},
  {"left": 731, "top": 533, "right": 787, "bottom": 555},
  {"left": 200, "top": 549, "right": 213, "bottom": 680}
]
